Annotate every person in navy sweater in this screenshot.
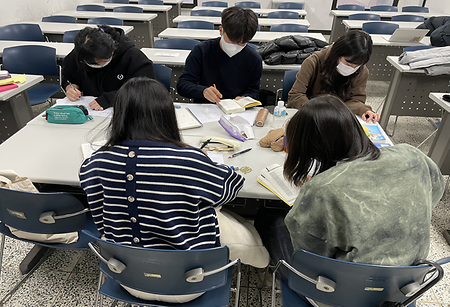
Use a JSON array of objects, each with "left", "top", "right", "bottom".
[{"left": 177, "top": 6, "right": 262, "bottom": 103}]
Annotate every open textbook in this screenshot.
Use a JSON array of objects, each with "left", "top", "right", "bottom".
[
  {"left": 257, "top": 164, "right": 300, "bottom": 206},
  {"left": 175, "top": 107, "right": 202, "bottom": 130},
  {"left": 218, "top": 97, "right": 262, "bottom": 114}
]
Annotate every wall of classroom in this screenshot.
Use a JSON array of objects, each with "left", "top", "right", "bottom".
[{"left": 0, "top": 0, "right": 102, "bottom": 27}]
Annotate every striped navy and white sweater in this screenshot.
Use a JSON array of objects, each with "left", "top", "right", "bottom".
[{"left": 79, "top": 139, "right": 244, "bottom": 250}]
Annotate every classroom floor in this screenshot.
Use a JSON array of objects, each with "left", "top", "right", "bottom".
[{"left": 1, "top": 80, "right": 450, "bottom": 307}]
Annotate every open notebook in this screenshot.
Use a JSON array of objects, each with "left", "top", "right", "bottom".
[{"left": 175, "top": 107, "right": 202, "bottom": 130}]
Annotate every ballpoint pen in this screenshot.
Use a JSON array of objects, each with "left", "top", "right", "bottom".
[
  {"left": 228, "top": 148, "right": 252, "bottom": 159},
  {"left": 200, "top": 138, "right": 212, "bottom": 149},
  {"left": 213, "top": 84, "right": 221, "bottom": 100},
  {"left": 67, "top": 80, "right": 80, "bottom": 99}
]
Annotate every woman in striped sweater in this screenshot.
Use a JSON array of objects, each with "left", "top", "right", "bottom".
[{"left": 79, "top": 77, "right": 244, "bottom": 252}]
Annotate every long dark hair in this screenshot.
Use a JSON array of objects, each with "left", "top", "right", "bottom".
[
  {"left": 320, "top": 30, "right": 372, "bottom": 101},
  {"left": 74, "top": 24, "right": 118, "bottom": 66},
  {"left": 284, "top": 94, "right": 380, "bottom": 185},
  {"left": 102, "top": 77, "right": 186, "bottom": 148}
]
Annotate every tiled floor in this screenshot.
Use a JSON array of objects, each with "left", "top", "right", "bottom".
[{"left": 1, "top": 80, "right": 450, "bottom": 306}]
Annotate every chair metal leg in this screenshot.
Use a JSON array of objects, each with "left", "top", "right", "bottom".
[
  {"left": 387, "top": 115, "right": 399, "bottom": 137},
  {"left": 96, "top": 271, "right": 106, "bottom": 307},
  {"left": 0, "top": 234, "right": 5, "bottom": 275},
  {"left": 234, "top": 260, "right": 241, "bottom": 307}
]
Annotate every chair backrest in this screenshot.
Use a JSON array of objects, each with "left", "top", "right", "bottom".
[
  {"left": 391, "top": 14, "right": 424, "bottom": 22},
  {"left": 270, "top": 23, "right": 308, "bottom": 32},
  {"left": 0, "top": 188, "right": 86, "bottom": 234},
  {"left": 282, "top": 69, "right": 298, "bottom": 102},
  {"left": 190, "top": 9, "right": 222, "bottom": 16},
  {"left": 77, "top": 4, "right": 106, "bottom": 11},
  {"left": 403, "top": 45, "right": 435, "bottom": 52},
  {"left": 402, "top": 6, "right": 429, "bottom": 13},
  {"left": 87, "top": 231, "right": 231, "bottom": 295},
  {"left": 113, "top": 6, "right": 144, "bottom": 13},
  {"left": 362, "top": 21, "right": 399, "bottom": 34},
  {"left": 283, "top": 249, "right": 448, "bottom": 307},
  {"left": 337, "top": 4, "right": 365, "bottom": 11},
  {"left": 104, "top": 0, "right": 129, "bottom": 3},
  {"left": 247, "top": 42, "right": 259, "bottom": 50},
  {"left": 235, "top": 1, "right": 261, "bottom": 8},
  {"left": 370, "top": 5, "right": 398, "bottom": 11},
  {"left": 63, "top": 30, "right": 80, "bottom": 43},
  {"left": 0, "top": 24, "right": 44, "bottom": 42},
  {"left": 178, "top": 20, "right": 215, "bottom": 29},
  {"left": 153, "top": 64, "right": 172, "bottom": 91},
  {"left": 154, "top": 38, "right": 201, "bottom": 50},
  {"left": 278, "top": 2, "right": 304, "bottom": 9},
  {"left": 202, "top": 1, "right": 228, "bottom": 7},
  {"left": 348, "top": 13, "right": 381, "bottom": 21},
  {"left": 41, "top": 15, "right": 77, "bottom": 23},
  {"left": 138, "top": 0, "right": 164, "bottom": 4},
  {"left": 267, "top": 11, "right": 299, "bottom": 19},
  {"left": 88, "top": 17, "right": 124, "bottom": 26}
]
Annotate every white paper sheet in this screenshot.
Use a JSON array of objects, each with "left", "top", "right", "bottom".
[{"left": 56, "top": 96, "right": 114, "bottom": 118}]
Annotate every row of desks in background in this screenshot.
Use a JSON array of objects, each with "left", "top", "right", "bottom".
[
  {"left": 172, "top": 15, "right": 310, "bottom": 28},
  {"left": 329, "top": 9, "right": 437, "bottom": 42},
  {"left": 190, "top": 6, "right": 307, "bottom": 18}
]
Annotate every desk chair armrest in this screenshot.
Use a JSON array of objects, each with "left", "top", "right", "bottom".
[
  {"left": 39, "top": 208, "right": 89, "bottom": 224},
  {"left": 88, "top": 242, "right": 127, "bottom": 274},
  {"left": 185, "top": 258, "right": 240, "bottom": 283},
  {"left": 275, "top": 88, "right": 282, "bottom": 103}
]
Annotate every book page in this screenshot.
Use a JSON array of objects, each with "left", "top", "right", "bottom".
[
  {"left": 184, "top": 103, "right": 224, "bottom": 123},
  {"left": 219, "top": 99, "right": 245, "bottom": 114},
  {"left": 175, "top": 108, "right": 202, "bottom": 130},
  {"left": 260, "top": 164, "right": 300, "bottom": 205},
  {"left": 235, "top": 96, "right": 262, "bottom": 108}
]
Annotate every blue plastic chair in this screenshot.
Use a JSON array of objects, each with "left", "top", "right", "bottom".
[
  {"left": 392, "top": 14, "right": 425, "bottom": 22},
  {"left": 62, "top": 30, "right": 80, "bottom": 43},
  {"left": 370, "top": 5, "right": 398, "bottom": 12},
  {"left": 0, "top": 188, "right": 97, "bottom": 304},
  {"left": 153, "top": 64, "right": 174, "bottom": 99},
  {"left": 88, "top": 17, "right": 124, "bottom": 26},
  {"left": 270, "top": 24, "right": 308, "bottom": 32},
  {"left": 104, "top": 0, "right": 129, "bottom": 3},
  {"left": 190, "top": 9, "right": 222, "bottom": 17},
  {"left": 138, "top": 0, "right": 164, "bottom": 4},
  {"left": 113, "top": 6, "right": 144, "bottom": 13},
  {"left": 76, "top": 4, "right": 106, "bottom": 11},
  {"left": 267, "top": 11, "right": 299, "bottom": 19},
  {"left": 278, "top": 2, "right": 304, "bottom": 9},
  {"left": 273, "top": 249, "right": 450, "bottom": 307},
  {"left": 362, "top": 21, "right": 399, "bottom": 35},
  {"left": 235, "top": 1, "right": 261, "bottom": 8},
  {"left": 275, "top": 69, "right": 298, "bottom": 103},
  {"left": 337, "top": 4, "right": 365, "bottom": 11},
  {"left": 154, "top": 38, "right": 201, "bottom": 50},
  {"left": 2, "top": 45, "right": 62, "bottom": 106},
  {"left": 178, "top": 20, "right": 215, "bottom": 29},
  {"left": 0, "top": 24, "right": 44, "bottom": 42},
  {"left": 41, "top": 15, "right": 77, "bottom": 23},
  {"left": 348, "top": 13, "right": 381, "bottom": 21},
  {"left": 403, "top": 45, "right": 435, "bottom": 52},
  {"left": 202, "top": 1, "right": 228, "bottom": 7},
  {"left": 402, "top": 6, "right": 429, "bottom": 13},
  {"left": 84, "top": 230, "right": 241, "bottom": 307}
]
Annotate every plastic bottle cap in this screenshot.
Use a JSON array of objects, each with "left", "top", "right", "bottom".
[{"left": 278, "top": 100, "right": 284, "bottom": 107}]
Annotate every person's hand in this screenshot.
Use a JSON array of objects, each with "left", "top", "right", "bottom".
[
  {"left": 202, "top": 149, "right": 208, "bottom": 155},
  {"left": 362, "top": 110, "right": 380, "bottom": 123},
  {"left": 65, "top": 84, "right": 81, "bottom": 101},
  {"left": 234, "top": 96, "right": 244, "bottom": 101},
  {"left": 203, "top": 86, "right": 222, "bottom": 103},
  {"left": 89, "top": 100, "right": 104, "bottom": 111}
]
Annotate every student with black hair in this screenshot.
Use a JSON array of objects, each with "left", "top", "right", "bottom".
[
  {"left": 288, "top": 30, "right": 380, "bottom": 123},
  {"left": 177, "top": 6, "right": 262, "bottom": 103},
  {"left": 62, "top": 25, "right": 155, "bottom": 111},
  {"left": 255, "top": 95, "right": 444, "bottom": 287}
]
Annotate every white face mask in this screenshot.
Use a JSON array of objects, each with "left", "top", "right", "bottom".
[
  {"left": 336, "top": 61, "right": 360, "bottom": 76},
  {"left": 85, "top": 58, "right": 112, "bottom": 69},
  {"left": 220, "top": 36, "right": 246, "bottom": 58}
]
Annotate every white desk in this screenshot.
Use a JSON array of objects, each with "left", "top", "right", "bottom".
[
  {"left": 129, "top": 0, "right": 183, "bottom": 16},
  {"left": 428, "top": 93, "right": 450, "bottom": 175},
  {"left": 52, "top": 11, "right": 158, "bottom": 48},
  {"left": 172, "top": 15, "right": 310, "bottom": 29},
  {"left": 342, "top": 20, "right": 423, "bottom": 30},
  {"left": 191, "top": 6, "right": 308, "bottom": 18},
  {"left": 0, "top": 41, "right": 73, "bottom": 60},
  {"left": 271, "top": 0, "right": 305, "bottom": 8},
  {"left": 158, "top": 28, "right": 326, "bottom": 43},
  {"left": 378, "top": 56, "right": 447, "bottom": 132},
  {"left": 329, "top": 10, "right": 435, "bottom": 42},
  {"left": 0, "top": 75, "right": 44, "bottom": 143},
  {"left": 83, "top": 2, "right": 173, "bottom": 29},
  {"left": 19, "top": 22, "right": 134, "bottom": 42}
]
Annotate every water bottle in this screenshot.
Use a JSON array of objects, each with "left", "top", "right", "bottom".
[{"left": 272, "top": 100, "right": 287, "bottom": 128}]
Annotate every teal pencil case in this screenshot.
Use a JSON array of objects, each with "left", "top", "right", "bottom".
[{"left": 44, "top": 105, "right": 93, "bottom": 124}]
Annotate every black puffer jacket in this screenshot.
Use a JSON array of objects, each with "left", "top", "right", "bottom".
[
  {"left": 417, "top": 16, "right": 450, "bottom": 47},
  {"left": 256, "top": 35, "right": 329, "bottom": 65}
]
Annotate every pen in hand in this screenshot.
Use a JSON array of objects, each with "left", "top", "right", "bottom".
[
  {"left": 228, "top": 148, "right": 252, "bottom": 159},
  {"left": 67, "top": 80, "right": 81, "bottom": 100}
]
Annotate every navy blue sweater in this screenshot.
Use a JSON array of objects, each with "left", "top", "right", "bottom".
[{"left": 177, "top": 37, "right": 262, "bottom": 103}]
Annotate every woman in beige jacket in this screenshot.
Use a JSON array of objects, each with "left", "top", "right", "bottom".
[{"left": 287, "top": 30, "right": 380, "bottom": 123}]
